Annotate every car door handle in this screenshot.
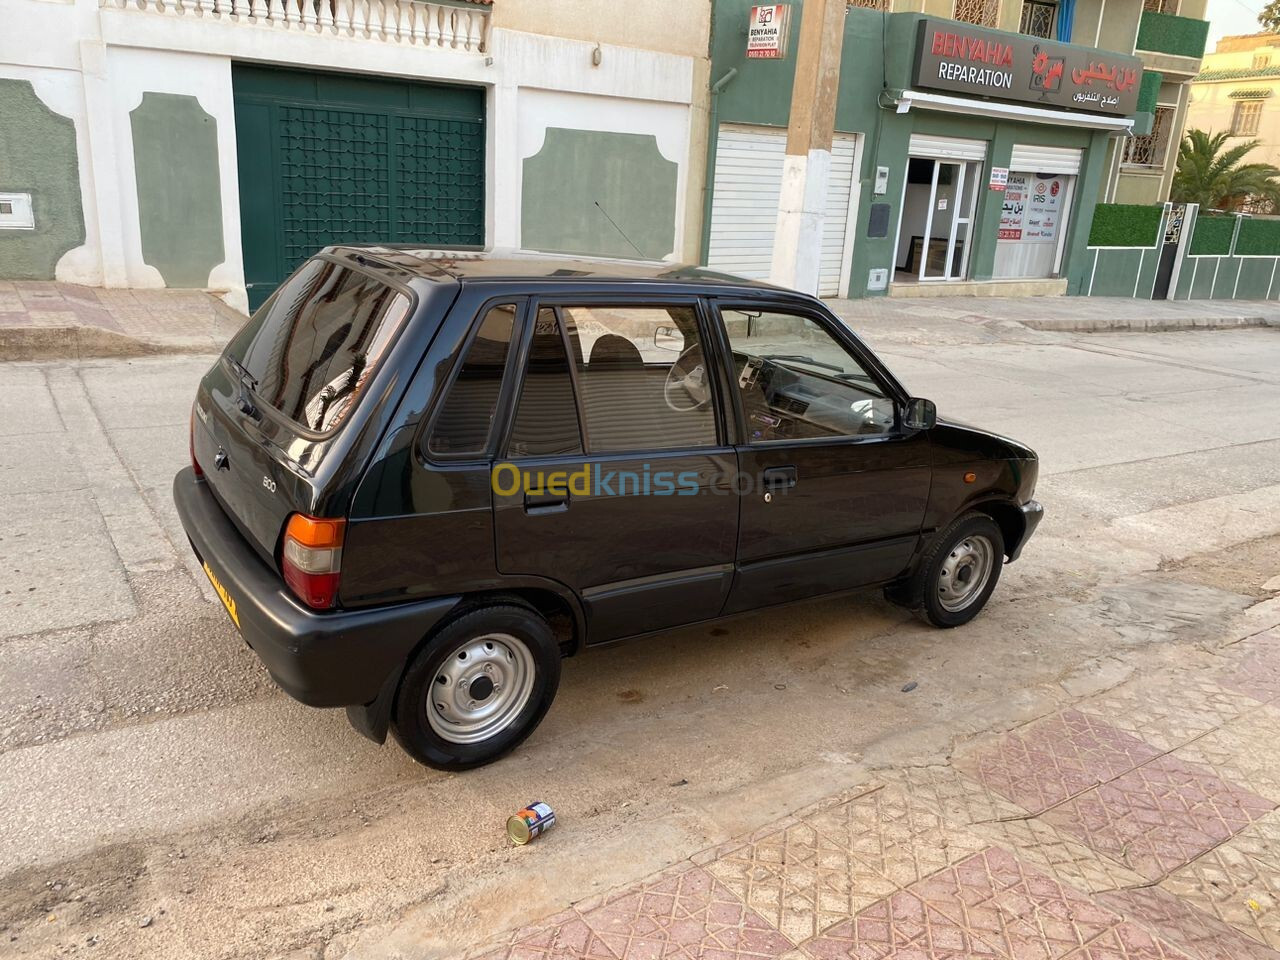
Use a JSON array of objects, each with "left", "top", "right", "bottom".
[
  {"left": 762, "top": 466, "right": 797, "bottom": 489},
  {"left": 524, "top": 491, "right": 569, "bottom": 515}
]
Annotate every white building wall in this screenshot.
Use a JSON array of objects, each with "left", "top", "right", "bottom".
[{"left": 2, "top": 0, "right": 700, "bottom": 309}]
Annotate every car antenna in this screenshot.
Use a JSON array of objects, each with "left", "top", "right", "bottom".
[{"left": 593, "top": 200, "right": 647, "bottom": 259}]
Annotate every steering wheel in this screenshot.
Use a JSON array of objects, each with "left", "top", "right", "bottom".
[{"left": 663, "top": 344, "right": 712, "bottom": 413}]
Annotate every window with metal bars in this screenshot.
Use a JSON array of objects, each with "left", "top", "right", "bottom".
[
  {"left": 1233, "top": 99, "right": 1264, "bottom": 136},
  {"left": 954, "top": 0, "right": 999, "bottom": 27},
  {"left": 1122, "top": 106, "right": 1173, "bottom": 167},
  {"left": 1019, "top": 0, "right": 1056, "bottom": 38},
  {"left": 1142, "top": 0, "right": 1177, "bottom": 12},
  {"left": 848, "top": 0, "right": 891, "bottom": 9}
]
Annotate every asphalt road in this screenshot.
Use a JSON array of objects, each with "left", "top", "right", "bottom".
[{"left": 1, "top": 322, "right": 1279, "bottom": 959}]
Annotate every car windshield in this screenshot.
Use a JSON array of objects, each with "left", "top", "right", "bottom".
[{"left": 223, "top": 258, "right": 412, "bottom": 435}]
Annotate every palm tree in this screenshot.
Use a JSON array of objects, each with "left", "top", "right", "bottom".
[{"left": 1171, "top": 129, "right": 1280, "bottom": 213}]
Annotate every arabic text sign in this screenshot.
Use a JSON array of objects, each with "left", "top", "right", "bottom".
[
  {"left": 747, "top": 4, "right": 790, "bottom": 60},
  {"left": 999, "top": 172, "right": 1067, "bottom": 243},
  {"left": 914, "top": 18, "right": 1141, "bottom": 116}
]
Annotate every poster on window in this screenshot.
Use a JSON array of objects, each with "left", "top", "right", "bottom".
[
  {"left": 998, "top": 173, "right": 1028, "bottom": 240},
  {"left": 998, "top": 173, "right": 1066, "bottom": 243}
]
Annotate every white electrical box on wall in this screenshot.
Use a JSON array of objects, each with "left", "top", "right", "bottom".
[
  {"left": 867, "top": 267, "right": 888, "bottom": 291},
  {"left": 0, "top": 193, "right": 34, "bottom": 230}
]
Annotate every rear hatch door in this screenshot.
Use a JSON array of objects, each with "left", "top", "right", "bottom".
[{"left": 193, "top": 256, "right": 416, "bottom": 563}]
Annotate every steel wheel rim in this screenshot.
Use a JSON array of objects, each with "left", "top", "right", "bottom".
[
  {"left": 426, "top": 633, "right": 536, "bottom": 745},
  {"left": 937, "top": 535, "right": 995, "bottom": 613}
]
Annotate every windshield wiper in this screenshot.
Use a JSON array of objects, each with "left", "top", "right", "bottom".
[
  {"left": 761, "top": 353, "right": 844, "bottom": 374},
  {"left": 225, "top": 356, "right": 259, "bottom": 391}
]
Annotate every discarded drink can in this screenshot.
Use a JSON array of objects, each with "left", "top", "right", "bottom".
[{"left": 507, "top": 801, "right": 556, "bottom": 845}]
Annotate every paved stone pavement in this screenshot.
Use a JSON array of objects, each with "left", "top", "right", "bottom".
[
  {"left": 0, "top": 281, "right": 240, "bottom": 358},
  {"left": 460, "top": 625, "right": 1280, "bottom": 960}
]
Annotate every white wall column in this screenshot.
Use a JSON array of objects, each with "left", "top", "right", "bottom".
[{"left": 78, "top": 39, "right": 129, "bottom": 287}]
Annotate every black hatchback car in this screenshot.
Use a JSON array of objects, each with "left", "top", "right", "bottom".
[{"left": 175, "top": 248, "right": 1042, "bottom": 769}]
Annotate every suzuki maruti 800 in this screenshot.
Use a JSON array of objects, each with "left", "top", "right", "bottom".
[{"left": 174, "top": 249, "right": 1042, "bottom": 769}]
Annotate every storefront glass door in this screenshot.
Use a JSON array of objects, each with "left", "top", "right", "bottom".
[{"left": 912, "top": 159, "right": 982, "bottom": 282}]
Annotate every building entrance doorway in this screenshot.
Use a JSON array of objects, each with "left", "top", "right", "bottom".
[{"left": 896, "top": 157, "right": 982, "bottom": 283}]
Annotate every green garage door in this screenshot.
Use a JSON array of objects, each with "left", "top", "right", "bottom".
[{"left": 233, "top": 65, "right": 485, "bottom": 310}]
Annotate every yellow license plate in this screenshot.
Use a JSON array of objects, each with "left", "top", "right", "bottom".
[{"left": 202, "top": 560, "right": 241, "bottom": 630}]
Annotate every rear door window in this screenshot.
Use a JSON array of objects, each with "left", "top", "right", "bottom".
[
  {"left": 225, "top": 258, "right": 412, "bottom": 434},
  {"left": 506, "top": 308, "right": 584, "bottom": 458},
  {"left": 427, "top": 303, "right": 518, "bottom": 457}
]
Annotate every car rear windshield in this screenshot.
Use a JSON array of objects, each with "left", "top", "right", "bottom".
[{"left": 224, "top": 258, "right": 412, "bottom": 435}]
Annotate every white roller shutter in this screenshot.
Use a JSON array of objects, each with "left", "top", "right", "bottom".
[
  {"left": 1009, "top": 144, "right": 1083, "bottom": 175},
  {"left": 707, "top": 124, "right": 858, "bottom": 297},
  {"left": 907, "top": 134, "right": 987, "bottom": 161}
]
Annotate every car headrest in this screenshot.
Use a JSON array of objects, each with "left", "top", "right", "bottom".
[{"left": 588, "top": 334, "right": 644, "bottom": 367}]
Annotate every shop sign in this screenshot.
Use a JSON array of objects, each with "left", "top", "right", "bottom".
[
  {"left": 989, "top": 166, "right": 1009, "bottom": 191},
  {"left": 914, "top": 18, "right": 1141, "bottom": 116},
  {"left": 999, "top": 172, "right": 1066, "bottom": 242},
  {"left": 748, "top": 5, "right": 791, "bottom": 60}
]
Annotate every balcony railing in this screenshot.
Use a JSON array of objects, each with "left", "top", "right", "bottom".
[
  {"left": 98, "top": 0, "right": 490, "bottom": 52},
  {"left": 1135, "top": 10, "right": 1208, "bottom": 59}
]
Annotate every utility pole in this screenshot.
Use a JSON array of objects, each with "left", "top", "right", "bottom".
[{"left": 770, "top": 0, "right": 846, "bottom": 294}]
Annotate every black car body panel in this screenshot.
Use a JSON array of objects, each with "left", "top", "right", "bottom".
[
  {"left": 173, "top": 247, "right": 1043, "bottom": 742},
  {"left": 175, "top": 466, "right": 459, "bottom": 708}
]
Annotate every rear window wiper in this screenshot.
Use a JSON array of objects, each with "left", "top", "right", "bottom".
[
  {"left": 225, "top": 356, "right": 259, "bottom": 392},
  {"left": 762, "top": 353, "right": 844, "bottom": 374}
]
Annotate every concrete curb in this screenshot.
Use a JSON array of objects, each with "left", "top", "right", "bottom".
[
  {"left": 0, "top": 325, "right": 224, "bottom": 362},
  {"left": 1019, "top": 315, "right": 1280, "bottom": 333}
]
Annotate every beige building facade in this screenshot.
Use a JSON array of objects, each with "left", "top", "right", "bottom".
[{"left": 1188, "top": 33, "right": 1280, "bottom": 170}]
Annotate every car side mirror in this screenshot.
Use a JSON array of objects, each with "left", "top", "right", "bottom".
[
  {"left": 904, "top": 397, "right": 936, "bottom": 431},
  {"left": 653, "top": 325, "right": 682, "bottom": 352}
]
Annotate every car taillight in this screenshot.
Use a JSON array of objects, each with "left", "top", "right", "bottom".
[
  {"left": 190, "top": 407, "right": 204, "bottom": 478},
  {"left": 281, "top": 513, "right": 345, "bottom": 610}
]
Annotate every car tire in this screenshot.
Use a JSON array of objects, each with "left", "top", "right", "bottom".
[
  {"left": 898, "top": 512, "right": 1004, "bottom": 628},
  {"left": 390, "top": 604, "right": 561, "bottom": 770}
]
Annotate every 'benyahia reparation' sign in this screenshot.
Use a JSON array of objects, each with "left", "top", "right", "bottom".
[{"left": 912, "top": 18, "right": 1141, "bottom": 116}]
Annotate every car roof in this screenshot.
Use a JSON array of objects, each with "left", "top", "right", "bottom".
[{"left": 326, "top": 244, "right": 793, "bottom": 293}]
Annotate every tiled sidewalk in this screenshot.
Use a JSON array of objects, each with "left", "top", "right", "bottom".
[
  {"left": 463, "top": 629, "right": 1280, "bottom": 960},
  {"left": 0, "top": 281, "right": 240, "bottom": 357}
]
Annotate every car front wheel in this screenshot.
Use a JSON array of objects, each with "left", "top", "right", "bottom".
[
  {"left": 898, "top": 512, "right": 1004, "bottom": 628},
  {"left": 391, "top": 604, "right": 561, "bottom": 770}
]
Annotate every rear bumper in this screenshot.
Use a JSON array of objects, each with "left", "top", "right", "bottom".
[
  {"left": 1007, "top": 499, "right": 1044, "bottom": 562},
  {"left": 172, "top": 467, "right": 458, "bottom": 708}
]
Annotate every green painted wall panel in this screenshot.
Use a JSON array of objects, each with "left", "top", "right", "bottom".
[
  {"left": 1089, "top": 248, "right": 1145, "bottom": 296},
  {"left": 1213, "top": 256, "right": 1241, "bottom": 298},
  {"left": 0, "top": 78, "right": 85, "bottom": 280},
  {"left": 130, "top": 93, "right": 224, "bottom": 288},
  {"left": 521, "top": 128, "right": 677, "bottom": 260},
  {"left": 1189, "top": 256, "right": 1219, "bottom": 298},
  {"left": 1234, "top": 257, "right": 1276, "bottom": 299}
]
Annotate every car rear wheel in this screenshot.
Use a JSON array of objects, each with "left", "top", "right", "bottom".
[
  {"left": 391, "top": 604, "right": 561, "bottom": 770},
  {"left": 891, "top": 512, "right": 1004, "bottom": 628}
]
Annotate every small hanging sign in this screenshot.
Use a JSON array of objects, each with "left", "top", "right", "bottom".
[{"left": 747, "top": 5, "right": 791, "bottom": 59}]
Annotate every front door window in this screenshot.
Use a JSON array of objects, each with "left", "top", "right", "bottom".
[{"left": 719, "top": 309, "right": 896, "bottom": 442}]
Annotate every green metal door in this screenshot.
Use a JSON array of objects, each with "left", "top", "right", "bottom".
[{"left": 233, "top": 65, "right": 485, "bottom": 310}]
